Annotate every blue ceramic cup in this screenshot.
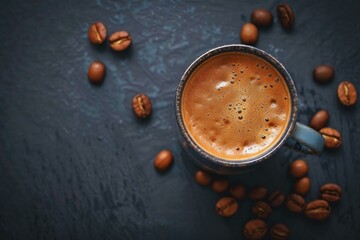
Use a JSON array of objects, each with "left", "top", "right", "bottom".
[{"left": 175, "top": 45, "right": 325, "bottom": 174}]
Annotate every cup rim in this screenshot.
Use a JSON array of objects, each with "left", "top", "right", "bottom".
[{"left": 175, "top": 44, "right": 298, "bottom": 169}]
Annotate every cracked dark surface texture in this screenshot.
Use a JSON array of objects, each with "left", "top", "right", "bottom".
[{"left": 0, "top": 0, "right": 360, "bottom": 239}]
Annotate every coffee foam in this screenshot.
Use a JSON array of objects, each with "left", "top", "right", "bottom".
[{"left": 181, "top": 52, "right": 291, "bottom": 160}]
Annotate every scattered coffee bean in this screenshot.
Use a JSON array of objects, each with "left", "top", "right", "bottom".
[
  {"left": 249, "top": 186, "right": 268, "bottom": 200},
  {"left": 88, "top": 22, "right": 107, "bottom": 44},
  {"left": 319, "top": 127, "right": 342, "bottom": 148},
  {"left": 109, "top": 31, "right": 132, "bottom": 51},
  {"left": 277, "top": 4, "right": 295, "bottom": 29},
  {"left": 194, "top": 170, "right": 212, "bottom": 186},
  {"left": 251, "top": 9, "right": 273, "bottom": 28},
  {"left": 240, "top": 23, "right": 259, "bottom": 45},
  {"left": 88, "top": 61, "right": 106, "bottom": 84},
  {"left": 320, "top": 183, "right": 342, "bottom": 202},
  {"left": 313, "top": 65, "right": 334, "bottom": 83},
  {"left": 154, "top": 150, "right": 173, "bottom": 171},
  {"left": 310, "top": 110, "right": 330, "bottom": 130},
  {"left": 251, "top": 201, "right": 272, "bottom": 218},
  {"left": 289, "top": 159, "right": 308, "bottom": 178},
  {"left": 337, "top": 81, "right": 357, "bottom": 106},
  {"left": 243, "top": 219, "right": 267, "bottom": 240},
  {"left": 132, "top": 93, "right": 152, "bottom": 118},
  {"left": 216, "top": 197, "right": 238, "bottom": 217},
  {"left": 212, "top": 179, "right": 229, "bottom": 193},
  {"left": 286, "top": 194, "right": 305, "bottom": 213},
  {"left": 270, "top": 223, "right": 290, "bottom": 240},
  {"left": 294, "top": 177, "right": 310, "bottom": 196},
  {"left": 305, "top": 200, "right": 331, "bottom": 220},
  {"left": 230, "top": 184, "right": 246, "bottom": 200},
  {"left": 268, "top": 191, "right": 285, "bottom": 207}
]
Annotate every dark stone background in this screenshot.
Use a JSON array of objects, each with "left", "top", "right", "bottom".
[{"left": 1, "top": 0, "right": 359, "bottom": 239}]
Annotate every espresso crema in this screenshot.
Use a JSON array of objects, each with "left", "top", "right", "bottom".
[{"left": 181, "top": 52, "right": 291, "bottom": 160}]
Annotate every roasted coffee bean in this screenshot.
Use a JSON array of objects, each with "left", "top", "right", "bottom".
[
  {"left": 243, "top": 219, "right": 267, "bottom": 240},
  {"left": 337, "top": 81, "right": 357, "bottom": 106},
  {"left": 249, "top": 186, "right": 268, "bottom": 200},
  {"left": 251, "top": 201, "right": 272, "bottom": 218},
  {"left": 320, "top": 183, "right": 342, "bottom": 202},
  {"left": 277, "top": 4, "right": 295, "bottom": 29},
  {"left": 109, "top": 31, "right": 132, "bottom": 51},
  {"left": 230, "top": 184, "right": 246, "bottom": 200},
  {"left": 216, "top": 197, "right": 238, "bottom": 217},
  {"left": 313, "top": 65, "right": 334, "bottom": 83},
  {"left": 310, "top": 110, "right": 330, "bottom": 131},
  {"left": 240, "top": 23, "right": 259, "bottom": 45},
  {"left": 294, "top": 177, "right": 310, "bottom": 196},
  {"left": 319, "top": 127, "right": 342, "bottom": 148},
  {"left": 268, "top": 191, "right": 285, "bottom": 207},
  {"left": 251, "top": 9, "right": 273, "bottom": 28},
  {"left": 305, "top": 200, "right": 331, "bottom": 220},
  {"left": 289, "top": 159, "right": 308, "bottom": 178},
  {"left": 286, "top": 194, "right": 305, "bottom": 213},
  {"left": 212, "top": 179, "right": 229, "bottom": 193},
  {"left": 154, "top": 150, "right": 173, "bottom": 171},
  {"left": 270, "top": 223, "right": 290, "bottom": 240},
  {"left": 132, "top": 94, "right": 152, "bottom": 118},
  {"left": 88, "top": 22, "right": 107, "bottom": 44},
  {"left": 194, "top": 170, "right": 212, "bottom": 186},
  {"left": 88, "top": 61, "right": 105, "bottom": 84}
]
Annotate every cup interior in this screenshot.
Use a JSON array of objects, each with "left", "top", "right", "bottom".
[{"left": 175, "top": 44, "right": 298, "bottom": 170}]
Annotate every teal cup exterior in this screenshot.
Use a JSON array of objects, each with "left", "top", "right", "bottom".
[{"left": 175, "top": 45, "right": 325, "bottom": 174}]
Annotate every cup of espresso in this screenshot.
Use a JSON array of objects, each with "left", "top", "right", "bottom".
[{"left": 175, "top": 45, "right": 325, "bottom": 174}]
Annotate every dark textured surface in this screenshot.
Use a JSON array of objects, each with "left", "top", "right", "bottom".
[{"left": 0, "top": 0, "right": 359, "bottom": 239}]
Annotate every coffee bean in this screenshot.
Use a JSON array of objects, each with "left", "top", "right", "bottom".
[
  {"left": 319, "top": 127, "right": 342, "bottom": 148},
  {"left": 294, "top": 177, "right": 310, "bottom": 196},
  {"left": 305, "top": 200, "right": 331, "bottom": 220},
  {"left": 251, "top": 9, "right": 273, "bottom": 28},
  {"left": 216, "top": 197, "right": 238, "bottom": 217},
  {"left": 243, "top": 219, "right": 267, "bottom": 240},
  {"left": 212, "top": 179, "right": 229, "bottom": 193},
  {"left": 313, "top": 65, "right": 334, "bottom": 83},
  {"left": 320, "top": 183, "right": 342, "bottom": 202},
  {"left": 289, "top": 159, "right": 308, "bottom": 178},
  {"left": 109, "top": 31, "right": 132, "bottom": 51},
  {"left": 88, "top": 22, "right": 107, "bottom": 44},
  {"left": 277, "top": 4, "right": 295, "bottom": 29},
  {"left": 270, "top": 223, "right": 290, "bottom": 240},
  {"left": 310, "top": 110, "right": 330, "bottom": 131},
  {"left": 132, "top": 94, "right": 152, "bottom": 118},
  {"left": 88, "top": 61, "right": 105, "bottom": 84},
  {"left": 249, "top": 186, "right": 268, "bottom": 200},
  {"left": 251, "top": 201, "right": 272, "bottom": 218},
  {"left": 337, "top": 81, "right": 357, "bottom": 106},
  {"left": 240, "top": 23, "right": 259, "bottom": 45},
  {"left": 286, "top": 194, "right": 305, "bottom": 213},
  {"left": 154, "top": 150, "right": 173, "bottom": 171},
  {"left": 230, "top": 184, "right": 246, "bottom": 200},
  {"left": 268, "top": 191, "right": 285, "bottom": 207},
  {"left": 194, "top": 170, "right": 212, "bottom": 186}
]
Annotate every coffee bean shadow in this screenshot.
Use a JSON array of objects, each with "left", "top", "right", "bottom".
[
  {"left": 313, "top": 81, "right": 334, "bottom": 87},
  {"left": 336, "top": 100, "right": 358, "bottom": 115},
  {"left": 133, "top": 113, "right": 153, "bottom": 126},
  {"left": 109, "top": 46, "right": 133, "bottom": 60},
  {"left": 155, "top": 163, "right": 174, "bottom": 176},
  {"left": 89, "top": 41, "right": 108, "bottom": 53},
  {"left": 282, "top": 27, "right": 294, "bottom": 34},
  {"left": 258, "top": 25, "right": 274, "bottom": 34}
]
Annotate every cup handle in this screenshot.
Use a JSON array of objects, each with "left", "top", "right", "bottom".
[{"left": 286, "top": 122, "right": 325, "bottom": 154}]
